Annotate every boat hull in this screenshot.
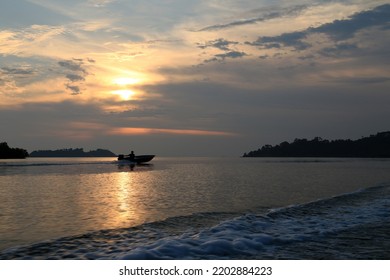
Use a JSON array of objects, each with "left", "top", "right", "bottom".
[{"left": 117, "top": 154, "right": 155, "bottom": 164}]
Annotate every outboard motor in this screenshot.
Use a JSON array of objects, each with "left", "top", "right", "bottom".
[{"left": 118, "top": 154, "right": 124, "bottom": 160}]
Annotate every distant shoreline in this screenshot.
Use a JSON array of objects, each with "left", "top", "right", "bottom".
[
  {"left": 243, "top": 131, "right": 390, "bottom": 158},
  {"left": 29, "top": 148, "right": 117, "bottom": 158}
]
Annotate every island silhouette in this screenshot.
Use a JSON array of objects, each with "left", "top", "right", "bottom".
[
  {"left": 1, "top": 144, "right": 117, "bottom": 158},
  {"left": 243, "top": 131, "right": 390, "bottom": 158},
  {"left": 29, "top": 148, "right": 116, "bottom": 157},
  {"left": 0, "top": 142, "right": 29, "bottom": 159}
]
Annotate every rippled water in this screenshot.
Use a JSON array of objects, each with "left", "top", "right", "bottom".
[{"left": 1, "top": 157, "right": 390, "bottom": 259}]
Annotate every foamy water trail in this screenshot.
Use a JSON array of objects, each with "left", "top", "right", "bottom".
[
  {"left": 1, "top": 184, "right": 389, "bottom": 260},
  {"left": 118, "top": 185, "right": 390, "bottom": 259}
]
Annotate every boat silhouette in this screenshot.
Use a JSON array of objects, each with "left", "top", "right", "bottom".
[{"left": 117, "top": 154, "right": 155, "bottom": 164}]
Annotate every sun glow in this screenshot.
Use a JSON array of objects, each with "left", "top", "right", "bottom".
[
  {"left": 110, "top": 76, "right": 142, "bottom": 100},
  {"left": 113, "top": 77, "right": 140, "bottom": 86},
  {"left": 112, "top": 89, "right": 136, "bottom": 100}
]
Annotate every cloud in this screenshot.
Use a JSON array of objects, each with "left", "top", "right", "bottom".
[
  {"left": 51, "top": 121, "right": 109, "bottom": 140},
  {"left": 0, "top": 25, "right": 68, "bottom": 58},
  {"left": 58, "top": 58, "right": 93, "bottom": 95},
  {"left": 108, "top": 127, "right": 236, "bottom": 136},
  {"left": 198, "top": 4, "right": 309, "bottom": 32},
  {"left": 326, "top": 76, "right": 390, "bottom": 85},
  {"left": 311, "top": 4, "right": 390, "bottom": 40},
  {"left": 319, "top": 43, "right": 359, "bottom": 57},
  {"left": 251, "top": 31, "right": 310, "bottom": 50},
  {"left": 0, "top": 65, "right": 38, "bottom": 96},
  {"left": 65, "top": 84, "right": 82, "bottom": 95},
  {"left": 215, "top": 51, "right": 248, "bottom": 59},
  {"left": 0, "top": 98, "right": 240, "bottom": 155},
  {"left": 58, "top": 59, "right": 88, "bottom": 74},
  {"left": 196, "top": 38, "right": 247, "bottom": 64},
  {"left": 0, "top": 0, "right": 71, "bottom": 28},
  {"left": 203, "top": 51, "right": 248, "bottom": 63},
  {"left": 0, "top": 100, "right": 104, "bottom": 134},
  {"left": 197, "top": 38, "right": 239, "bottom": 51},
  {"left": 1, "top": 66, "right": 35, "bottom": 75},
  {"left": 66, "top": 74, "right": 85, "bottom": 82},
  {"left": 247, "top": 4, "right": 390, "bottom": 51}
]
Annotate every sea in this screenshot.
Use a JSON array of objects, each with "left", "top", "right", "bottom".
[{"left": 0, "top": 157, "right": 389, "bottom": 260}]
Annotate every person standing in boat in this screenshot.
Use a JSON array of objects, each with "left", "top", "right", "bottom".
[{"left": 129, "top": 150, "right": 135, "bottom": 160}]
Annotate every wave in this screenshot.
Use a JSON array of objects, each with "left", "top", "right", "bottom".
[
  {"left": 0, "top": 161, "right": 116, "bottom": 168},
  {"left": 1, "top": 184, "right": 389, "bottom": 259},
  {"left": 117, "top": 184, "right": 390, "bottom": 260}
]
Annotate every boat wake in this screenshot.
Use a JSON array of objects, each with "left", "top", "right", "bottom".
[{"left": 1, "top": 184, "right": 389, "bottom": 260}]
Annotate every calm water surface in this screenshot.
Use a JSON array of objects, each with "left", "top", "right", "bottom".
[{"left": 1, "top": 157, "right": 390, "bottom": 253}]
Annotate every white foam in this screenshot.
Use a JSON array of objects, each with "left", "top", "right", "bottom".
[
  {"left": 1, "top": 185, "right": 389, "bottom": 259},
  {"left": 116, "top": 191, "right": 390, "bottom": 259}
]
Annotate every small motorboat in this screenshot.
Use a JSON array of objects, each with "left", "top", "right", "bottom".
[{"left": 117, "top": 154, "right": 155, "bottom": 164}]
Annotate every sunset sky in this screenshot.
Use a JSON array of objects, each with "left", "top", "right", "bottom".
[{"left": 1, "top": 0, "right": 389, "bottom": 156}]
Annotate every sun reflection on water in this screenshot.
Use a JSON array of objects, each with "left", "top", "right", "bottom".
[
  {"left": 116, "top": 171, "right": 133, "bottom": 217},
  {"left": 113, "top": 171, "right": 142, "bottom": 226}
]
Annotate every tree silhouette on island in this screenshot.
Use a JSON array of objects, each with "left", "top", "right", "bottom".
[
  {"left": 29, "top": 148, "right": 116, "bottom": 157},
  {"left": 0, "top": 142, "right": 29, "bottom": 159},
  {"left": 0, "top": 144, "right": 117, "bottom": 159},
  {"left": 243, "top": 131, "right": 390, "bottom": 158}
]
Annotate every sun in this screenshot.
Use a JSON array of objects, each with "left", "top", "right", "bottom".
[
  {"left": 112, "top": 89, "right": 136, "bottom": 100},
  {"left": 110, "top": 76, "right": 141, "bottom": 100}
]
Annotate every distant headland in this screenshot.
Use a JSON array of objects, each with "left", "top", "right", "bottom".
[
  {"left": 0, "top": 142, "right": 29, "bottom": 159},
  {"left": 243, "top": 131, "right": 390, "bottom": 158},
  {"left": 29, "top": 148, "right": 116, "bottom": 157}
]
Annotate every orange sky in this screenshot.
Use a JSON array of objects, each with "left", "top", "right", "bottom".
[{"left": 1, "top": 0, "right": 389, "bottom": 155}]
